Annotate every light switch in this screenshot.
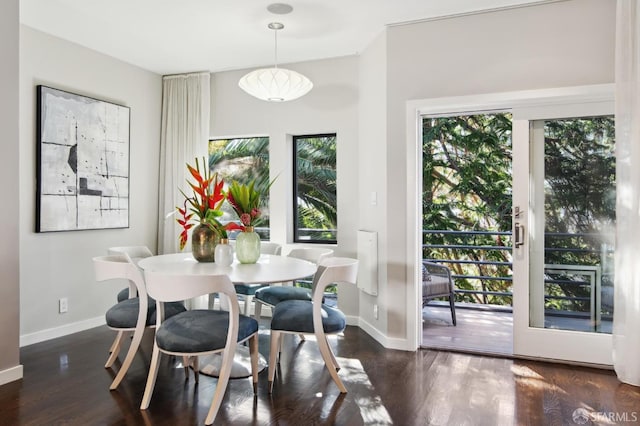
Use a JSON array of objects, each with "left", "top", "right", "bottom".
[{"left": 370, "top": 191, "right": 377, "bottom": 206}]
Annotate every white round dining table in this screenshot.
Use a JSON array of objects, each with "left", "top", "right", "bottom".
[
  {"left": 138, "top": 252, "right": 317, "bottom": 284},
  {"left": 138, "top": 252, "right": 318, "bottom": 378}
]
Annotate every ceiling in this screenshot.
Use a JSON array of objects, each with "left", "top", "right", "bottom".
[{"left": 20, "top": 0, "right": 558, "bottom": 75}]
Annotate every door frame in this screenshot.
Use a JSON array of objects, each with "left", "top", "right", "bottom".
[{"left": 406, "top": 84, "right": 614, "bottom": 361}]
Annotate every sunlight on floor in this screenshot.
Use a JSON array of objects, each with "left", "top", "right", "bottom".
[{"left": 339, "top": 357, "right": 393, "bottom": 425}]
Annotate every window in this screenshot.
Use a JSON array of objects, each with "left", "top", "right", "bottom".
[
  {"left": 209, "top": 137, "right": 270, "bottom": 239},
  {"left": 293, "top": 134, "right": 337, "bottom": 243}
]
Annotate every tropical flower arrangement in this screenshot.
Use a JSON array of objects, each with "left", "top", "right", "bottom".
[
  {"left": 176, "top": 158, "right": 226, "bottom": 250},
  {"left": 176, "top": 159, "right": 273, "bottom": 249},
  {"left": 225, "top": 180, "right": 264, "bottom": 232}
]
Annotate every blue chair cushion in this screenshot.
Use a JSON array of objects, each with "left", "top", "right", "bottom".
[
  {"left": 105, "top": 298, "right": 186, "bottom": 329},
  {"left": 117, "top": 287, "right": 131, "bottom": 302},
  {"left": 271, "top": 300, "right": 346, "bottom": 334},
  {"left": 255, "top": 286, "right": 312, "bottom": 306},
  {"left": 155, "top": 310, "right": 259, "bottom": 353},
  {"left": 234, "top": 283, "right": 269, "bottom": 296}
]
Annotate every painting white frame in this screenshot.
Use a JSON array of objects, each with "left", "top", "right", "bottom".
[{"left": 36, "top": 86, "right": 130, "bottom": 232}]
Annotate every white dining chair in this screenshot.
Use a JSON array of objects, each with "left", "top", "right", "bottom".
[
  {"left": 140, "top": 270, "right": 259, "bottom": 425},
  {"left": 267, "top": 257, "right": 358, "bottom": 394},
  {"left": 105, "top": 246, "right": 154, "bottom": 358},
  {"left": 93, "top": 254, "right": 186, "bottom": 390},
  {"left": 254, "top": 247, "right": 333, "bottom": 323},
  {"left": 108, "top": 246, "right": 154, "bottom": 302}
]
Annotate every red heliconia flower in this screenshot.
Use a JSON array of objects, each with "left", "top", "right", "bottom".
[
  {"left": 250, "top": 208, "right": 260, "bottom": 218},
  {"left": 190, "top": 181, "right": 207, "bottom": 200},
  {"left": 207, "top": 178, "right": 225, "bottom": 209},
  {"left": 176, "top": 202, "right": 195, "bottom": 250},
  {"left": 225, "top": 222, "right": 245, "bottom": 232},
  {"left": 187, "top": 164, "right": 204, "bottom": 184}
]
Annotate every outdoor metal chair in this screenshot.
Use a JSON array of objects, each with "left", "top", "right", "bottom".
[{"left": 422, "top": 261, "right": 457, "bottom": 326}]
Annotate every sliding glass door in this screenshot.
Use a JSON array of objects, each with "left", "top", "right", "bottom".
[{"left": 512, "top": 101, "right": 615, "bottom": 365}]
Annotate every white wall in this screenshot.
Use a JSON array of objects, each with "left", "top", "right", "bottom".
[
  {"left": 357, "top": 32, "right": 389, "bottom": 339},
  {"left": 19, "top": 26, "right": 162, "bottom": 343},
  {"left": 0, "top": 0, "right": 21, "bottom": 384},
  {"left": 380, "top": 0, "right": 615, "bottom": 344},
  {"left": 210, "top": 55, "right": 360, "bottom": 318}
]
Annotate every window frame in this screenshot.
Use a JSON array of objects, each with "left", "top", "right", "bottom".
[{"left": 292, "top": 133, "right": 337, "bottom": 244}]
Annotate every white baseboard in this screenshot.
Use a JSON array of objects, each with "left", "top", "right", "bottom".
[
  {"left": 358, "top": 317, "right": 389, "bottom": 347},
  {"left": 17, "top": 307, "right": 415, "bottom": 353},
  {"left": 0, "top": 364, "right": 23, "bottom": 386},
  {"left": 358, "top": 317, "right": 414, "bottom": 351},
  {"left": 20, "top": 316, "right": 106, "bottom": 347},
  {"left": 345, "top": 315, "right": 359, "bottom": 326}
]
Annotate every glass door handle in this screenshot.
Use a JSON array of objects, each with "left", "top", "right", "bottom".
[{"left": 514, "top": 222, "right": 525, "bottom": 248}]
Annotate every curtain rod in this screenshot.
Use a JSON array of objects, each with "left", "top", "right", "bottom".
[{"left": 162, "top": 71, "right": 210, "bottom": 80}]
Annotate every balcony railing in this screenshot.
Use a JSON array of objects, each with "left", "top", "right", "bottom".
[{"left": 422, "top": 229, "right": 614, "bottom": 324}]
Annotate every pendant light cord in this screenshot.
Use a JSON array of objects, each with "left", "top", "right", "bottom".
[{"left": 273, "top": 27, "right": 279, "bottom": 69}]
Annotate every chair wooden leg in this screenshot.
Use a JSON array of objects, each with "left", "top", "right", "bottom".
[
  {"left": 193, "top": 356, "right": 199, "bottom": 384},
  {"left": 183, "top": 356, "right": 190, "bottom": 380},
  {"left": 244, "top": 295, "right": 253, "bottom": 316},
  {"left": 268, "top": 331, "right": 281, "bottom": 393},
  {"left": 140, "top": 342, "right": 162, "bottom": 410},
  {"left": 204, "top": 341, "right": 236, "bottom": 425},
  {"left": 109, "top": 326, "right": 145, "bottom": 390},
  {"left": 105, "top": 331, "right": 126, "bottom": 368},
  {"left": 325, "top": 336, "right": 340, "bottom": 371},
  {"left": 254, "top": 300, "right": 263, "bottom": 321},
  {"left": 316, "top": 329, "right": 347, "bottom": 393},
  {"left": 108, "top": 330, "right": 122, "bottom": 353},
  {"left": 249, "top": 335, "right": 259, "bottom": 394}
]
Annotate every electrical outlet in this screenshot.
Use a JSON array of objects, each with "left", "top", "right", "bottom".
[
  {"left": 373, "top": 304, "right": 378, "bottom": 319},
  {"left": 59, "top": 298, "right": 68, "bottom": 314}
]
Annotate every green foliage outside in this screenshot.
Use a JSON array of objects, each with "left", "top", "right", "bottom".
[
  {"left": 294, "top": 134, "right": 337, "bottom": 291},
  {"left": 422, "top": 114, "right": 615, "bottom": 314},
  {"left": 542, "top": 117, "right": 615, "bottom": 315},
  {"left": 295, "top": 135, "right": 337, "bottom": 242},
  {"left": 423, "top": 114, "right": 514, "bottom": 306}
]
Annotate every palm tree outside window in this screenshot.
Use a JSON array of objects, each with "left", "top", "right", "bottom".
[{"left": 293, "top": 134, "right": 337, "bottom": 243}]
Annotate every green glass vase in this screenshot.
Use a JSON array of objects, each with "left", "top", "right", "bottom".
[
  {"left": 191, "top": 223, "right": 220, "bottom": 263},
  {"left": 235, "top": 227, "right": 261, "bottom": 264}
]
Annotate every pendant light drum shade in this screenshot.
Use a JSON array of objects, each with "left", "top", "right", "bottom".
[{"left": 239, "top": 67, "right": 313, "bottom": 102}]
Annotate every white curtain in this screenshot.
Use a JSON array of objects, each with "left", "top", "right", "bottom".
[
  {"left": 157, "top": 72, "right": 210, "bottom": 254},
  {"left": 613, "top": 0, "right": 640, "bottom": 387}
]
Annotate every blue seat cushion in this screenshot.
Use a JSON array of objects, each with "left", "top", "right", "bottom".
[
  {"left": 234, "top": 283, "right": 269, "bottom": 296},
  {"left": 155, "top": 310, "right": 259, "bottom": 353},
  {"left": 271, "top": 300, "right": 346, "bottom": 334},
  {"left": 105, "top": 298, "right": 186, "bottom": 329},
  {"left": 255, "top": 286, "right": 312, "bottom": 306},
  {"left": 117, "top": 287, "right": 131, "bottom": 302}
]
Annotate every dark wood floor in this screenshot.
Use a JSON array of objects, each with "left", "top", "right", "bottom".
[{"left": 1, "top": 324, "right": 639, "bottom": 425}]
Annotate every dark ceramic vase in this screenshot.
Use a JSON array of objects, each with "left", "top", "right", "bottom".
[{"left": 191, "top": 223, "right": 220, "bottom": 262}]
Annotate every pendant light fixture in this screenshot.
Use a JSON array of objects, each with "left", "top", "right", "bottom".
[{"left": 239, "top": 22, "right": 313, "bottom": 102}]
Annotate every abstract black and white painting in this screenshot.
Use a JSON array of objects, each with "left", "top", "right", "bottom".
[{"left": 36, "top": 86, "right": 130, "bottom": 232}]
